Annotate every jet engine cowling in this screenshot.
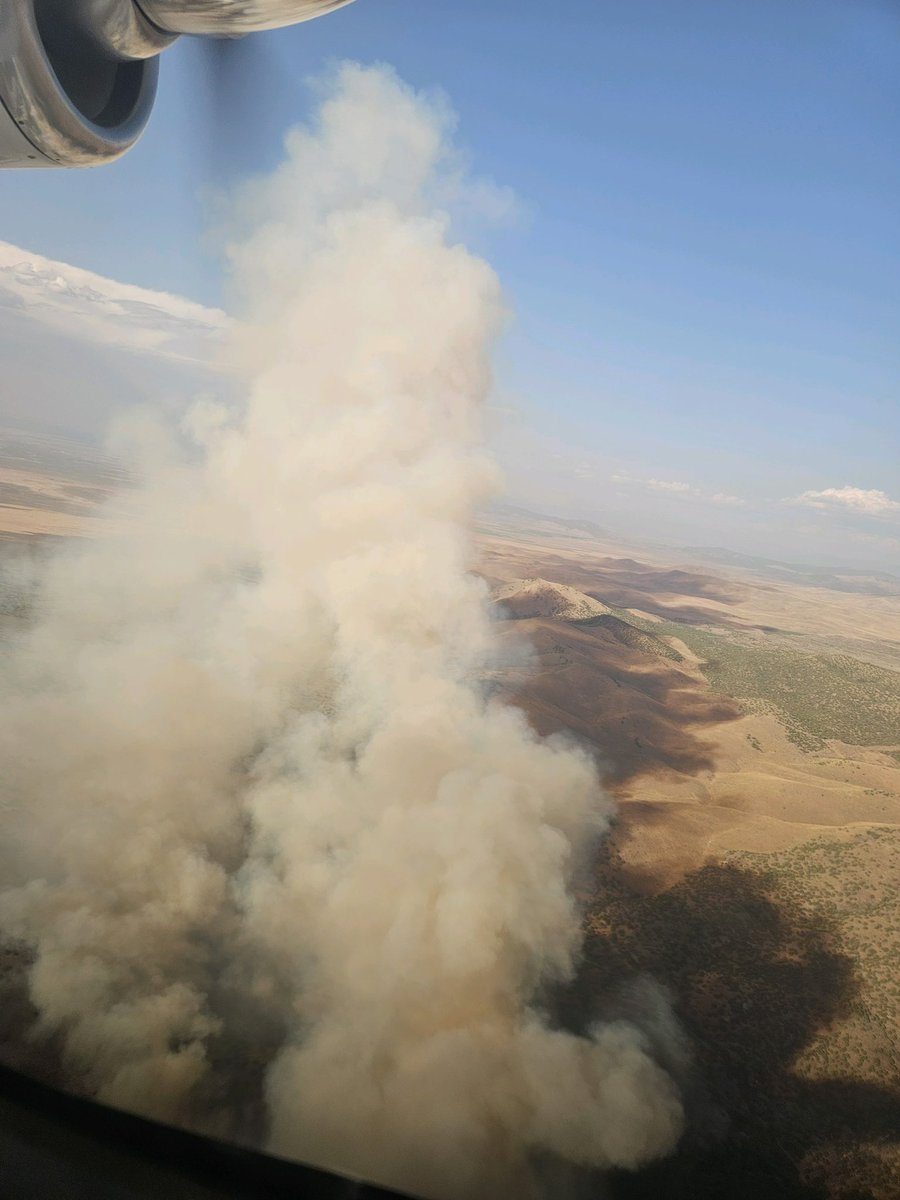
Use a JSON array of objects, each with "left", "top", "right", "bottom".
[{"left": 0, "top": 0, "right": 353, "bottom": 168}]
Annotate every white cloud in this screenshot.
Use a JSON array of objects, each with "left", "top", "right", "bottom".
[
  {"left": 710, "top": 492, "right": 746, "bottom": 507},
  {"left": 611, "top": 473, "right": 745, "bottom": 506},
  {"left": 646, "top": 477, "right": 697, "bottom": 494},
  {"left": 0, "top": 241, "right": 225, "bottom": 345},
  {"left": 792, "top": 485, "right": 900, "bottom": 516},
  {"left": 0, "top": 241, "right": 227, "bottom": 437}
]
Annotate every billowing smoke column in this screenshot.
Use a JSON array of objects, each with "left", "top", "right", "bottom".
[{"left": 0, "top": 65, "right": 683, "bottom": 1198}]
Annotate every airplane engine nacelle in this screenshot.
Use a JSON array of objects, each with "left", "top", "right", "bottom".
[
  {"left": 0, "top": 1, "right": 167, "bottom": 167},
  {"left": 0, "top": 0, "right": 353, "bottom": 168}
]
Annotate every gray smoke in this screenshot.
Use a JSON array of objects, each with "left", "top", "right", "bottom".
[{"left": 0, "top": 64, "right": 683, "bottom": 1198}]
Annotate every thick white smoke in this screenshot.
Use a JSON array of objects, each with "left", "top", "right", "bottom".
[{"left": 0, "top": 65, "right": 682, "bottom": 1198}]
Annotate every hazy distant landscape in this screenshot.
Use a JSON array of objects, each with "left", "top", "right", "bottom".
[{"left": 2, "top": 430, "right": 899, "bottom": 1198}]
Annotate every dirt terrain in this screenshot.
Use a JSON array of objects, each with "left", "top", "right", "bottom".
[
  {"left": 481, "top": 509, "right": 900, "bottom": 1199},
  {"left": 0, "top": 427, "right": 122, "bottom": 540},
  {"left": 2, "top": 438, "right": 899, "bottom": 1197}
]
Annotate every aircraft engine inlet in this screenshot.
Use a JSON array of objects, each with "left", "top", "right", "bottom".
[{"left": 0, "top": 0, "right": 353, "bottom": 167}]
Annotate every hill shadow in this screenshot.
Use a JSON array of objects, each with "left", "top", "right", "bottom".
[
  {"left": 555, "top": 849, "right": 900, "bottom": 1198},
  {"left": 521, "top": 554, "right": 752, "bottom": 622},
  {"left": 492, "top": 618, "right": 742, "bottom": 786},
  {"left": 478, "top": 547, "right": 781, "bottom": 629}
]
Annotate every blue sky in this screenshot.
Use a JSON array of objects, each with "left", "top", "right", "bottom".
[{"left": 1, "top": 0, "right": 898, "bottom": 569}]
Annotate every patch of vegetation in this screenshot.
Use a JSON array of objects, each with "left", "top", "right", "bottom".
[
  {"left": 581, "top": 831, "right": 900, "bottom": 1200},
  {"left": 605, "top": 605, "right": 664, "bottom": 634},
  {"left": 727, "top": 829, "right": 900, "bottom": 1095},
  {"left": 739, "top": 697, "right": 825, "bottom": 753},
  {"left": 606, "top": 610, "right": 900, "bottom": 750},
  {"left": 692, "top": 636, "right": 900, "bottom": 748},
  {"left": 575, "top": 613, "right": 684, "bottom": 662}
]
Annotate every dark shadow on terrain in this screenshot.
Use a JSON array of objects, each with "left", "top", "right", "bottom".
[
  {"left": 554, "top": 556, "right": 797, "bottom": 631},
  {"left": 478, "top": 544, "right": 748, "bottom": 608},
  {"left": 590, "top": 589, "right": 747, "bottom": 627},
  {"left": 537, "top": 555, "right": 747, "bottom": 611},
  {"left": 555, "top": 850, "right": 900, "bottom": 1199},
  {"left": 492, "top": 618, "right": 742, "bottom": 786}
]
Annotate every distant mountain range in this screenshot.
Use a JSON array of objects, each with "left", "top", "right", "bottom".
[
  {"left": 680, "top": 545, "right": 900, "bottom": 596},
  {"left": 481, "top": 504, "right": 899, "bottom": 596},
  {"left": 482, "top": 502, "right": 611, "bottom": 541}
]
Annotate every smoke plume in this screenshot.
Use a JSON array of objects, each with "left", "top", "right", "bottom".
[{"left": 0, "top": 64, "right": 683, "bottom": 1198}]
